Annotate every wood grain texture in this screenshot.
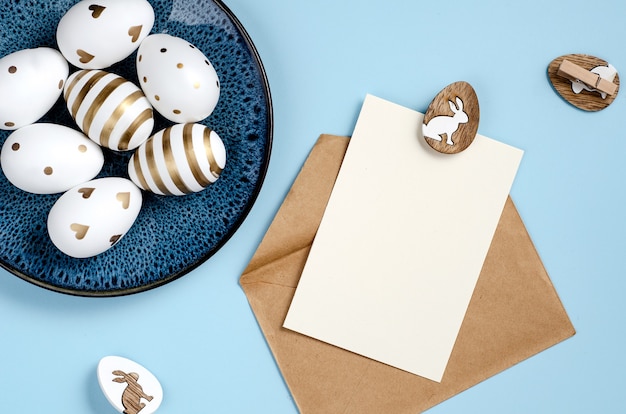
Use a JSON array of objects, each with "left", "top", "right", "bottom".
[
  {"left": 548, "top": 53, "right": 619, "bottom": 111},
  {"left": 422, "top": 81, "right": 480, "bottom": 154}
]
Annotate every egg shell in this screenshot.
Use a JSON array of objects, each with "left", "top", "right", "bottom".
[
  {"left": 1, "top": 123, "right": 104, "bottom": 194},
  {"left": 0, "top": 47, "right": 68, "bottom": 130},
  {"left": 136, "top": 33, "right": 221, "bottom": 123},
  {"left": 128, "top": 123, "right": 226, "bottom": 196},
  {"left": 64, "top": 69, "right": 154, "bottom": 151},
  {"left": 97, "top": 356, "right": 163, "bottom": 414},
  {"left": 422, "top": 81, "right": 480, "bottom": 154},
  {"left": 47, "top": 177, "right": 142, "bottom": 258},
  {"left": 56, "top": 0, "right": 154, "bottom": 69}
]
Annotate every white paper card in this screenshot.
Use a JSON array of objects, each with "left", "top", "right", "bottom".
[{"left": 283, "top": 94, "right": 524, "bottom": 382}]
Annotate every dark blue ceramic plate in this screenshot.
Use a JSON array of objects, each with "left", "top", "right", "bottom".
[{"left": 0, "top": 0, "right": 272, "bottom": 296}]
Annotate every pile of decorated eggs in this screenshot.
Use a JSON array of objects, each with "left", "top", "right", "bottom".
[{"left": 0, "top": 0, "right": 227, "bottom": 258}]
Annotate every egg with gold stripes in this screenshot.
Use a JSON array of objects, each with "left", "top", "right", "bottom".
[
  {"left": 128, "top": 123, "right": 226, "bottom": 196},
  {"left": 64, "top": 69, "right": 154, "bottom": 151}
]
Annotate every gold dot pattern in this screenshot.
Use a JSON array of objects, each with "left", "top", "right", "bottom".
[
  {"left": 143, "top": 76, "right": 147, "bottom": 83},
  {"left": 8, "top": 66, "right": 16, "bottom": 74},
  {"left": 4, "top": 122, "right": 15, "bottom": 127},
  {"left": 193, "top": 82, "right": 200, "bottom": 89},
  {"left": 11, "top": 143, "right": 19, "bottom": 151},
  {"left": 177, "top": 63, "right": 183, "bottom": 69},
  {"left": 173, "top": 109, "right": 181, "bottom": 114},
  {"left": 78, "top": 144, "right": 87, "bottom": 152},
  {"left": 58, "top": 79, "right": 64, "bottom": 90},
  {"left": 154, "top": 95, "right": 160, "bottom": 101},
  {"left": 44, "top": 166, "right": 53, "bottom": 175},
  {"left": 138, "top": 55, "right": 142, "bottom": 62}
]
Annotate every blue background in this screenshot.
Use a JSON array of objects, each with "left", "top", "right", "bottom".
[{"left": 1, "top": 0, "right": 625, "bottom": 412}]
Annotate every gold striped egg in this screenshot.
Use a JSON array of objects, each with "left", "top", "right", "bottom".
[
  {"left": 128, "top": 123, "right": 226, "bottom": 196},
  {"left": 64, "top": 69, "right": 154, "bottom": 151}
]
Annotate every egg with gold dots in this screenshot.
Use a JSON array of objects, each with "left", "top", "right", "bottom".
[
  {"left": 136, "top": 33, "right": 221, "bottom": 123},
  {"left": 0, "top": 47, "right": 68, "bottom": 130}
]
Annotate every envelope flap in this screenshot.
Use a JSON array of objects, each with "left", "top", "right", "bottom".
[{"left": 240, "top": 135, "right": 349, "bottom": 286}]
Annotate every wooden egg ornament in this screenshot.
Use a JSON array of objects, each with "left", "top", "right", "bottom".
[
  {"left": 548, "top": 53, "right": 619, "bottom": 111},
  {"left": 128, "top": 123, "right": 226, "bottom": 196},
  {"left": 97, "top": 356, "right": 163, "bottom": 414},
  {"left": 422, "top": 81, "right": 480, "bottom": 154},
  {"left": 64, "top": 69, "right": 154, "bottom": 151}
]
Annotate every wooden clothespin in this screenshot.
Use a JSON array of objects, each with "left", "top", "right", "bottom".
[{"left": 557, "top": 59, "right": 617, "bottom": 96}]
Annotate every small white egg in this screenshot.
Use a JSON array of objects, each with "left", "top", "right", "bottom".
[
  {"left": 136, "top": 34, "right": 221, "bottom": 123},
  {"left": 0, "top": 47, "right": 68, "bottom": 130},
  {"left": 128, "top": 123, "right": 226, "bottom": 196},
  {"left": 64, "top": 69, "right": 154, "bottom": 151},
  {"left": 56, "top": 0, "right": 154, "bottom": 69},
  {"left": 0, "top": 123, "right": 104, "bottom": 194},
  {"left": 97, "top": 356, "right": 163, "bottom": 414},
  {"left": 47, "top": 177, "right": 142, "bottom": 258}
]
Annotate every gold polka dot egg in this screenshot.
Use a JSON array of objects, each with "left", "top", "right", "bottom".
[
  {"left": 1, "top": 123, "right": 104, "bottom": 194},
  {"left": 0, "top": 47, "right": 68, "bottom": 131},
  {"left": 137, "top": 33, "right": 221, "bottom": 123}
]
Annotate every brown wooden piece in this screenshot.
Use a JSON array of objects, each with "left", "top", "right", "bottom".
[
  {"left": 112, "top": 370, "right": 154, "bottom": 414},
  {"left": 422, "top": 81, "right": 480, "bottom": 154},
  {"left": 548, "top": 53, "right": 619, "bottom": 111}
]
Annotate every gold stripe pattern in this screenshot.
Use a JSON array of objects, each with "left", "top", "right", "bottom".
[
  {"left": 64, "top": 69, "right": 90, "bottom": 102},
  {"left": 131, "top": 152, "right": 150, "bottom": 191},
  {"left": 162, "top": 126, "right": 192, "bottom": 194},
  {"left": 117, "top": 108, "right": 152, "bottom": 151},
  {"left": 182, "top": 124, "right": 210, "bottom": 188},
  {"left": 99, "top": 90, "right": 144, "bottom": 149},
  {"left": 70, "top": 70, "right": 108, "bottom": 118},
  {"left": 145, "top": 133, "right": 171, "bottom": 195},
  {"left": 82, "top": 76, "right": 126, "bottom": 136},
  {"left": 203, "top": 127, "right": 223, "bottom": 179}
]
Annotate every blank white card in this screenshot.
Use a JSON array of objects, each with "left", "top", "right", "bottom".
[{"left": 284, "top": 94, "right": 523, "bottom": 382}]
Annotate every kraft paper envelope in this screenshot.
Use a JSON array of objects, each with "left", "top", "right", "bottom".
[
  {"left": 240, "top": 134, "right": 575, "bottom": 413},
  {"left": 284, "top": 95, "right": 523, "bottom": 382}
]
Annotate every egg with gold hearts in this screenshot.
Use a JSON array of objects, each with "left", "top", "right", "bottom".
[
  {"left": 56, "top": 0, "right": 154, "bottom": 69},
  {"left": 47, "top": 177, "right": 142, "bottom": 258}
]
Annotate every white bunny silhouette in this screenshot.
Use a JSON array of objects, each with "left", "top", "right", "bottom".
[{"left": 422, "top": 97, "right": 468, "bottom": 146}]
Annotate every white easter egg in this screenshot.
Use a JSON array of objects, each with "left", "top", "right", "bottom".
[
  {"left": 0, "top": 47, "right": 68, "bottom": 130},
  {"left": 64, "top": 69, "right": 154, "bottom": 151},
  {"left": 47, "top": 177, "right": 142, "bottom": 258},
  {"left": 56, "top": 0, "right": 154, "bottom": 69},
  {"left": 1, "top": 123, "right": 104, "bottom": 194},
  {"left": 97, "top": 356, "right": 163, "bottom": 414},
  {"left": 136, "top": 33, "right": 221, "bottom": 123},
  {"left": 128, "top": 123, "right": 226, "bottom": 196}
]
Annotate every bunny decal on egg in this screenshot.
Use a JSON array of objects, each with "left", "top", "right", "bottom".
[
  {"left": 422, "top": 81, "right": 480, "bottom": 154},
  {"left": 422, "top": 97, "right": 468, "bottom": 146}
]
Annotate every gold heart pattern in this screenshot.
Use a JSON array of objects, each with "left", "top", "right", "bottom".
[
  {"left": 70, "top": 223, "right": 89, "bottom": 240},
  {"left": 109, "top": 234, "right": 122, "bottom": 246},
  {"left": 128, "top": 25, "right": 143, "bottom": 43},
  {"left": 116, "top": 192, "right": 130, "bottom": 209},
  {"left": 76, "top": 49, "right": 95, "bottom": 64},
  {"left": 88, "top": 4, "right": 106, "bottom": 18},
  {"left": 78, "top": 187, "right": 95, "bottom": 199}
]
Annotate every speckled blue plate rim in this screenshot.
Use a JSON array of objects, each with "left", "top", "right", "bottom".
[{"left": 2, "top": 0, "right": 273, "bottom": 297}]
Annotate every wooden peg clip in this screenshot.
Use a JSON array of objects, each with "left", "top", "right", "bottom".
[{"left": 557, "top": 59, "right": 617, "bottom": 96}]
